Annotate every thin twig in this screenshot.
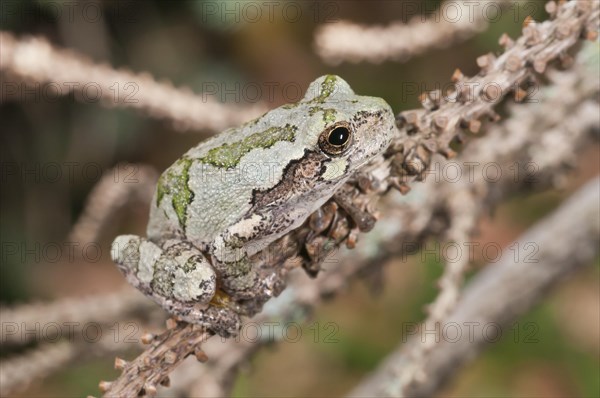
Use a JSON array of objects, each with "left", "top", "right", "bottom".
[
  {"left": 0, "top": 31, "right": 267, "bottom": 132},
  {"left": 0, "top": 332, "right": 139, "bottom": 396},
  {"left": 314, "top": 0, "right": 510, "bottom": 65},
  {"left": 67, "top": 164, "right": 158, "bottom": 245},
  {"left": 1, "top": 288, "right": 152, "bottom": 346},
  {"left": 0, "top": 341, "right": 75, "bottom": 396}
]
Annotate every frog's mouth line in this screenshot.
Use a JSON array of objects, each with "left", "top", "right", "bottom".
[{"left": 248, "top": 149, "right": 328, "bottom": 209}]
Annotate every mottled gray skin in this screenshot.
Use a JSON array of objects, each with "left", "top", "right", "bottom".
[{"left": 111, "top": 75, "right": 395, "bottom": 330}]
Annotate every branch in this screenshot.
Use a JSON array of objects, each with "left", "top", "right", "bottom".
[
  {"left": 0, "top": 31, "right": 267, "bottom": 132},
  {"left": 168, "top": 38, "right": 600, "bottom": 397},
  {"left": 0, "top": 341, "right": 76, "bottom": 396},
  {"left": 0, "top": 288, "right": 152, "bottom": 346},
  {"left": 385, "top": 38, "right": 600, "bottom": 387},
  {"left": 0, "top": 331, "right": 139, "bottom": 396},
  {"left": 390, "top": 0, "right": 599, "bottom": 186},
  {"left": 99, "top": 1, "right": 599, "bottom": 395},
  {"left": 314, "top": 0, "right": 510, "bottom": 65},
  {"left": 348, "top": 177, "right": 600, "bottom": 397},
  {"left": 100, "top": 322, "right": 212, "bottom": 397},
  {"left": 67, "top": 164, "right": 158, "bottom": 245}
]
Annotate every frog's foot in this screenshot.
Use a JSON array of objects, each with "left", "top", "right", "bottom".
[{"left": 111, "top": 235, "right": 239, "bottom": 336}]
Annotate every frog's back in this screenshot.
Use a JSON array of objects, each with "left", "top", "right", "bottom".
[
  {"left": 146, "top": 75, "right": 395, "bottom": 250},
  {"left": 147, "top": 105, "right": 314, "bottom": 248}
]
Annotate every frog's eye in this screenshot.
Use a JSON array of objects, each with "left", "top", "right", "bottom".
[{"left": 319, "top": 122, "right": 353, "bottom": 156}]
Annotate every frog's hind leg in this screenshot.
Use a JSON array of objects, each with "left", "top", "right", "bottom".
[{"left": 111, "top": 235, "right": 240, "bottom": 335}]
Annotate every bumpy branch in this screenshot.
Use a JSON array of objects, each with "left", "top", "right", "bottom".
[
  {"left": 389, "top": 0, "right": 599, "bottom": 189},
  {"left": 383, "top": 42, "right": 600, "bottom": 391},
  {"left": 0, "top": 332, "right": 139, "bottom": 396},
  {"left": 349, "top": 178, "right": 600, "bottom": 397},
  {"left": 170, "top": 39, "right": 600, "bottom": 397},
  {"left": 67, "top": 164, "right": 158, "bottom": 245},
  {"left": 0, "top": 31, "right": 266, "bottom": 132},
  {"left": 100, "top": 1, "right": 599, "bottom": 395},
  {"left": 0, "top": 341, "right": 76, "bottom": 396},
  {"left": 100, "top": 323, "right": 213, "bottom": 396},
  {"left": 0, "top": 288, "right": 152, "bottom": 346},
  {"left": 1, "top": 1, "right": 594, "bottom": 395},
  {"left": 314, "top": 0, "right": 511, "bottom": 65}
]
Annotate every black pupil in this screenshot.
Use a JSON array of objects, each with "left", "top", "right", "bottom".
[{"left": 328, "top": 127, "right": 350, "bottom": 146}]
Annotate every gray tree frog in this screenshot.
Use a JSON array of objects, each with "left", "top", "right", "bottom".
[{"left": 111, "top": 75, "right": 395, "bottom": 332}]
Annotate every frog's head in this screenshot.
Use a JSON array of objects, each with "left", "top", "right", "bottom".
[
  {"left": 244, "top": 75, "right": 397, "bottom": 238},
  {"left": 299, "top": 75, "right": 396, "bottom": 184}
]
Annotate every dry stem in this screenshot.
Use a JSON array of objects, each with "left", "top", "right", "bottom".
[
  {"left": 314, "top": 0, "right": 510, "bottom": 65},
  {"left": 349, "top": 177, "right": 600, "bottom": 397},
  {"left": 0, "top": 31, "right": 266, "bottom": 132},
  {"left": 101, "top": 324, "right": 212, "bottom": 397},
  {"left": 67, "top": 164, "right": 158, "bottom": 245},
  {"left": 1, "top": 288, "right": 152, "bottom": 346},
  {"left": 100, "top": 1, "right": 599, "bottom": 394},
  {"left": 171, "top": 39, "right": 600, "bottom": 396}
]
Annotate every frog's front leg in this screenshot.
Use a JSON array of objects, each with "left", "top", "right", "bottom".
[
  {"left": 111, "top": 235, "right": 239, "bottom": 334},
  {"left": 210, "top": 234, "right": 261, "bottom": 300},
  {"left": 210, "top": 212, "right": 287, "bottom": 300}
]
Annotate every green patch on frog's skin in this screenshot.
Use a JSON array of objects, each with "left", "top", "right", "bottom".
[
  {"left": 311, "top": 75, "right": 338, "bottom": 103},
  {"left": 282, "top": 75, "right": 338, "bottom": 109},
  {"left": 155, "top": 124, "right": 297, "bottom": 228},
  {"left": 322, "top": 108, "right": 337, "bottom": 123},
  {"left": 308, "top": 106, "right": 322, "bottom": 116},
  {"left": 156, "top": 179, "right": 167, "bottom": 207},
  {"left": 199, "top": 124, "right": 298, "bottom": 168},
  {"left": 309, "top": 106, "right": 337, "bottom": 124},
  {"left": 156, "top": 157, "right": 194, "bottom": 228}
]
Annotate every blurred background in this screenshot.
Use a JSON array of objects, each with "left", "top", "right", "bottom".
[{"left": 1, "top": 0, "right": 598, "bottom": 396}]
